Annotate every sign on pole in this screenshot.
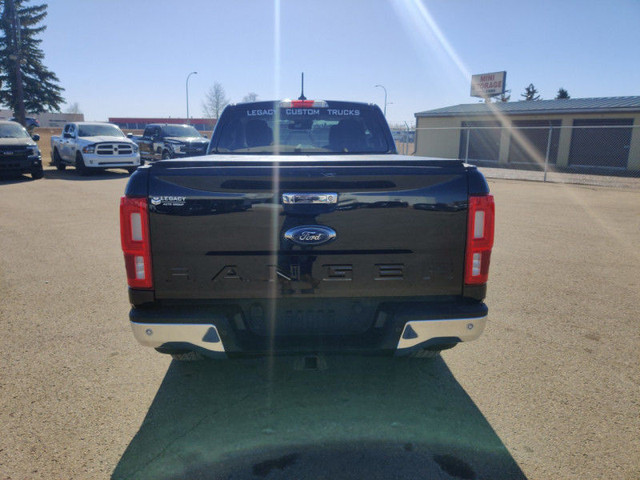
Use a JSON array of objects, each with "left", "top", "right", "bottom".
[{"left": 470, "top": 71, "right": 507, "bottom": 98}]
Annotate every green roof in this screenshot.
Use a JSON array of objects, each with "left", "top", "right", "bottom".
[{"left": 415, "top": 96, "right": 640, "bottom": 118}]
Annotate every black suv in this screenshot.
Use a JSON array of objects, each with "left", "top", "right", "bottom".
[
  {"left": 132, "top": 124, "right": 209, "bottom": 161},
  {"left": 10, "top": 116, "right": 40, "bottom": 132},
  {"left": 0, "top": 121, "right": 43, "bottom": 179}
]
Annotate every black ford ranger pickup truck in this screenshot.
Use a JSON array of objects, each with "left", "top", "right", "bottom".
[{"left": 120, "top": 100, "right": 494, "bottom": 360}]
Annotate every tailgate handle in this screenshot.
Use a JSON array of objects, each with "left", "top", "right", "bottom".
[{"left": 282, "top": 193, "right": 338, "bottom": 204}]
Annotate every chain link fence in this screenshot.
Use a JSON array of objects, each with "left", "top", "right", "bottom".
[
  {"left": 414, "top": 124, "right": 640, "bottom": 188},
  {"left": 391, "top": 126, "right": 415, "bottom": 156}
]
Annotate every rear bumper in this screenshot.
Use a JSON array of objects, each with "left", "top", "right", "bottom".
[
  {"left": 131, "top": 315, "right": 487, "bottom": 358},
  {"left": 129, "top": 298, "right": 488, "bottom": 358},
  {"left": 395, "top": 316, "right": 486, "bottom": 354},
  {"left": 131, "top": 322, "right": 227, "bottom": 358}
]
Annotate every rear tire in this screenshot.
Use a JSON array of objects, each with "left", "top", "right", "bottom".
[
  {"left": 408, "top": 343, "right": 457, "bottom": 359},
  {"left": 154, "top": 347, "right": 204, "bottom": 361},
  {"left": 75, "top": 152, "right": 89, "bottom": 176},
  {"left": 162, "top": 150, "right": 171, "bottom": 160},
  {"left": 31, "top": 166, "right": 44, "bottom": 179},
  {"left": 409, "top": 349, "right": 440, "bottom": 359},
  {"left": 170, "top": 351, "right": 204, "bottom": 362},
  {"left": 53, "top": 149, "right": 66, "bottom": 170}
]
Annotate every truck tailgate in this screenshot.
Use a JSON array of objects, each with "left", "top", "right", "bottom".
[{"left": 146, "top": 156, "right": 469, "bottom": 301}]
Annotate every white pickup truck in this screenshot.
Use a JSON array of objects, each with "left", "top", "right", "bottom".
[{"left": 51, "top": 122, "right": 141, "bottom": 175}]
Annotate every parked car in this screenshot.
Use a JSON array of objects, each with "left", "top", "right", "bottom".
[
  {"left": 120, "top": 99, "right": 495, "bottom": 361},
  {"left": 0, "top": 120, "right": 43, "bottom": 179},
  {"left": 10, "top": 116, "right": 40, "bottom": 132},
  {"left": 129, "top": 123, "right": 209, "bottom": 161},
  {"left": 51, "top": 122, "right": 141, "bottom": 175}
]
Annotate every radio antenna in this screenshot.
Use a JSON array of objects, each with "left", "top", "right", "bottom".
[{"left": 298, "top": 72, "right": 307, "bottom": 100}]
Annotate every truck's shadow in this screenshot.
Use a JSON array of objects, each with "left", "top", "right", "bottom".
[
  {"left": 0, "top": 174, "right": 35, "bottom": 185},
  {"left": 43, "top": 168, "right": 131, "bottom": 181},
  {"left": 112, "top": 355, "right": 526, "bottom": 480}
]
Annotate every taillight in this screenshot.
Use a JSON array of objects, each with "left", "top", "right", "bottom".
[
  {"left": 279, "top": 99, "right": 328, "bottom": 108},
  {"left": 465, "top": 195, "right": 495, "bottom": 285},
  {"left": 120, "top": 196, "right": 153, "bottom": 289}
]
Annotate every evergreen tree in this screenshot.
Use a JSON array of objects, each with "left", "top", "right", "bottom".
[
  {"left": 493, "top": 89, "right": 511, "bottom": 102},
  {"left": 0, "top": 0, "right": 64, "bottom": 125},
  {"left": 555, "top": 88, "right": 570, "bottom": 99},
  {"left": 521, "top": 83, "right": 540, "bottom": 101}
]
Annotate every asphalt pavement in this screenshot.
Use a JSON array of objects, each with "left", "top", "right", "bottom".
[{"left": 0, "top": 167, "right": 638, "bottom": 479}]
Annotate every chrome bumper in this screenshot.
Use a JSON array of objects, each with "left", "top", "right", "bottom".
[
  {"left": 131, "top": 315, "right": 486, "bottom": 357},
  {"left": 83, "top": 153, "right": 140, "bottom": 167},
  {"left": 130, "top": 322, "right": 225, "bottom": 354},
  {"left": 395, "top": 316, "right": 487, "bottom": 352}
]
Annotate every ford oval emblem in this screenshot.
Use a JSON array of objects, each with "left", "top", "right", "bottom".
[{"left": 284, "top": 225, "right": 337, "bottom": 246}]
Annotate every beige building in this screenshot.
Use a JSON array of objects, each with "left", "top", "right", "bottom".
[{"left": 414, "top": 97, "right": 640, "bottom": 171}]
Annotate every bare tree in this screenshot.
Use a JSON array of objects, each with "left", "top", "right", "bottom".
[
  {"left": 64, "top": 102, "right": 81, "bottom": 113},
  {"left": 202, "top": 82, "right": 229, "bottom": 119},
  {"left": 242, "top": 92, "right": 258, "bottom": 102}
]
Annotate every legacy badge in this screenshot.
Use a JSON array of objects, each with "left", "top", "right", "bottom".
[{"left": 150, "top": 196, "right": 186, "bottom": 207}]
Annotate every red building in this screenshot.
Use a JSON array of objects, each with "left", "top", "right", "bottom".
[{"left": 108, "top": 117, "right": 216, "bottom": 132}]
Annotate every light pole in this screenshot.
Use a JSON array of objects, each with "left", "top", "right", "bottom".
[
  {"left": 186, "top": 71, "right": 198, "bottom": 124},
  {"left": 374, "top": 84, "right": 387, "bottom": 117}
]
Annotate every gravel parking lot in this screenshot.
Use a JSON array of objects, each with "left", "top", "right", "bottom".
[{"left": 1, "top": 167, "right": 638, "bottom": 479}]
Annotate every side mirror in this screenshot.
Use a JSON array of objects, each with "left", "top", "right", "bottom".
[
  {"left": 32, "top": 134, "right": 40, "bottom": 141},
  {"left": 127, "top": 132, "right": 133, "bottom": 138},
  {"left": 203, "top": 134, "right": 208, "bottom": 139}
]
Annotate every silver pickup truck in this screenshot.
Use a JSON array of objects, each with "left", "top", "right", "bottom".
[{"left": 51, "top": 122, "right": 141, "bottom": 175}]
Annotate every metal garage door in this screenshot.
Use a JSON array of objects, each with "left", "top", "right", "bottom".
[
  {"left": 459, "top": 121, "right": 501, "bottom": 162},
  {"left": 508, "top": 120, "right": 561, "bottom": 166},
  {"left": 569, "top": 119, "right": 633, "bottom": 168}
]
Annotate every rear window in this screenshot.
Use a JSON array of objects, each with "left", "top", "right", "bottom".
[{"left": 212, "top": 102, "right": 392, "bottom": 154}]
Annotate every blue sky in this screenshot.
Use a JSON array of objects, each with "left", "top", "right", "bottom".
[{"left": 41, "top": 0, "right": 639, "bottom": 126}]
